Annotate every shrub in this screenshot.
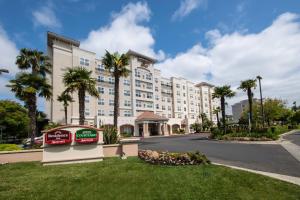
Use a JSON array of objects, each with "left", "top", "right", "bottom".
[
  {"left": 210, "top": 127, "right": 223, "bottom": 139},
  {"left": 103, "top": 127, "right": 119, "bottom": 144},
  {"left": 139, "top": 150, "right": 210, "bottom": 165},
  {"left": 0, "top": 144, "right": 22, "bottom": 151}
]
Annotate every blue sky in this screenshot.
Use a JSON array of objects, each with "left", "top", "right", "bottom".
[{"left": 1, "top": 0, "right": 300, "bottom": 111}]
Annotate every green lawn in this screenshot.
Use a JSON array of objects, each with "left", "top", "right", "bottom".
[{"left": 0, "top": 158, "right": 299, "bottom": 200}]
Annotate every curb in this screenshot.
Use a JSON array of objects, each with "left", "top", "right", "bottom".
[{"left": 213, "top": 162, "right": 300, "bottom": 186}]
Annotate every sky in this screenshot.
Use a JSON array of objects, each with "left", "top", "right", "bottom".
[{"left": 1, "top": 0, "right": 300, "bottom": 112}]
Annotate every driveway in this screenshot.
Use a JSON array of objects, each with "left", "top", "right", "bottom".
[
  {"left": 283, "top": 131, "right": 300, "bottom": 146},
  {"left": 139, "top": 134, "right": 300, "bottom": 177}
]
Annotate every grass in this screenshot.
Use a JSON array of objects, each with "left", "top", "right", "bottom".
[
  {"left": 0, "top": 144, "right": 22, "bottom": 151},
  {"left": 0, "top": 158, "right": 300, "bottom": 200}
]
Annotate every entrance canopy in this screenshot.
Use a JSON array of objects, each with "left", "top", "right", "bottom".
[
  {"left": 136, "top": 111, "right": 168, "bottom": 122},
  {"left": 135, "top": 112, "right": 168, "bottom": 137}
]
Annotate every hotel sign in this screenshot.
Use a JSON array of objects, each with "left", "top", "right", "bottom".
[
  {"left": 45, "top": 130, "right": 72, "bottom": 145},
  {"left": 75, "top": 129, "right": 98, "bottom": 144}
]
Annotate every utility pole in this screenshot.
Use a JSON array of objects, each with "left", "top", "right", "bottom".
[{"left": 257, "top": 76, "right": 265, "bottom": 126}]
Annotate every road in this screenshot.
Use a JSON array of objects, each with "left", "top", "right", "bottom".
[{"left": 139, "top": 133, "right": 300, "bottom": 177}]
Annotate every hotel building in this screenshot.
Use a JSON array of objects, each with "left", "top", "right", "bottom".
[{"left": 46, "top": 32, "right": 220, "bottom": 137}]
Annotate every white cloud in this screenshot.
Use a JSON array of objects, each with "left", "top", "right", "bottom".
[
  {"left": 172, "top": 0, "right": 206, "bottom": 20},
  {"left": 157, "top": 12, "right": 300, "bottom": 106},
  {"left": 32, "top": 5, "right": 61, "bottom": 28},
  {"left": 81, "top": 2, "right": 165, "bottom": 60},
  {"left": 0, "top": 25, "right": 18, "bottom": 99}
]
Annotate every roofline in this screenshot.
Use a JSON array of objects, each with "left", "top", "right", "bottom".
[
  {"left": 47, "top": 31, "right": 80, "bottom": 47},
  {"left": 195, "top": 82, "right": 215, "bottom": 87},
  {"left": 127, "top": 50, "right": 157, "bottom": 63}
]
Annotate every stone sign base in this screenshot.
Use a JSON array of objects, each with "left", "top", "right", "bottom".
[{"left": 42, "top": 125, "right": 104, "bottom": 166}]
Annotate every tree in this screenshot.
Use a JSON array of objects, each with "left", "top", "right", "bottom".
[
  {"left": 57, "top": 92, "right": 73, "bottom": 125},
  {"left": 63, "top": 67, "right": 99, "bottom": 125},
  {"left": 292, "top": 101, "right": 298, "bottom": 112},
  {"left": 212, "top": 85, "right": 235, "bottom": 133},
  {"left": 256, "top": 75, "right": 265, "bottom": 125},
  {"left": 0, "top": 100, "right": 29, "bottom": 140},
  {"left": 264, "top": 99, "right": 288, "bottom": 126},
  {"left": 213, "top": 107, "right": 221, "bottom": 128},
  {"left": 102, "top": 51, "right": 130, "bottom": 128},
  {"left": 291, "top": 111, "right": 300, "bottom": 124},
  {"left": 238, "top": 79, "right": 257, "bottom": 129},
  {"left": 7, "top": 49, "right": 52, "bottom": 146}
]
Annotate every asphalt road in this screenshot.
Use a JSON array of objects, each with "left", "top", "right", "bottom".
[
  {"left": 139, "top": 134, "right": 300, "bottom": 177},
  {"left": 283, "top": 131, "right": 300, "bottom": 146}
]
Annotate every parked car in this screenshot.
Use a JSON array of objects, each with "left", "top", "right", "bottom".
[{"left": 23, "top": 136, "right": 43, "bottom": 146}]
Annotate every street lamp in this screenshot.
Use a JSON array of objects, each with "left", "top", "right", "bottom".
[
  {"left": 256, "top": 75, "right": 265, "bottom": 126},
  {"left": 0, "top": 68, "right": 9, "bottom": 75}
]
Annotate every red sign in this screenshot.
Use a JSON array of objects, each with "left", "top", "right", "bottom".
[{"left": 45, "top": 130, "right": 72, "bottom": 145}]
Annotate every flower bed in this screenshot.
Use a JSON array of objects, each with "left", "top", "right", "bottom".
[{"left": 139, "top": 150, "right": 210, "bottom": 165}]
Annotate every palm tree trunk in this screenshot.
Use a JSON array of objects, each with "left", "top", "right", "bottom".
[
  {"left": 64, "top": 106, "right": 68, "bottom": 125},
  {"left": 216, "top": 112, "right": 220, "bottom": 129},
  {"left": 78, "top": 88, "right": 85, "bottom": 125},
  {"left": 114, "top": 75, "right": 120, "bottom": 128},
  {"left": 248, "top": 88, "right": 253, "bottom": 130},
  {"left": 28, "top": 95, "right": 37, "bottom": 146},
  {"left": 221, "top": 96, "right": 226, "bottom": 133}
]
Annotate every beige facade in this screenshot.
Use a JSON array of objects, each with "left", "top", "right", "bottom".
[{"left": 46, "top": 32, "right": 219, "bottom": 136}]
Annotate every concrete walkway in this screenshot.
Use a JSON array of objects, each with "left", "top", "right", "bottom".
[{"left": 280, "top": 130, "right": 300, "bottom": 162}]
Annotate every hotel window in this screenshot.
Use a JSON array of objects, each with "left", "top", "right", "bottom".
[
  {"left": 168, "top": 114, "right": 172, "bottom": 118},
  {"left": 162, "top": 105, "right": 166, "bottom": 110},
  {"left": 109, "top": 111, "right": 114, "bottom": 116},
  {"left": 98, "top": 87, "right": 104, "bottom": 94},
  {"left": 177, "top": 91, "right": 180, "bottom": 96},
  {"left": 162, "top": 97, "right": 165, "bottom": 102},
  {"left": 183, "top": 93, "right": 186, "bottom": 97},
  {"left": 178, "top": 114, "right": 182, "bottom": 118},
  {"left": 98, "top": 98, "right": 104, "bottom": 105},
  {"left": 136, "top": 90, "right": 141, "bottom": 97},
  {"left": 136, "top": 101, "right": 142, "bottom": 107},
  {"left": 155, "top": 95, "right": 159, "bottom": 100},
  {"left": 80, "top": 58, "right": 89, "bottom": 66},
  {"left": 176, "top": 84, "right": 180, "bottom": 88},
  {"left": 168, "top": 106, "right": 171, "bottom": 111},
  {"left": 146, "top": 92, "right": 153, "bottom": 99},
  {"left": 135, "top": 70, "right": 141, "bottom": 77},
  {"left": 191, "top": 115, "right": 194, "bottom": 119},
  {"left": 109, "top": 88, "right": 114, "bottom": 95},
  {"left": 124, "top": 79, "right": 130, "bottom": 86},
  {"left": 124, "top": 90, "right": 130, "bottom": 96},
  {"left": 98, "top": 110, "right": 105, "bottom": 116},
  {"left": 177, "top": 107, "right": 181, "bottom": 111},
  {"left": 98, "top": 76, "right": 104, "bottom": 82},
  {"left": 124, "top": 100, "right": 131, "bottom": 107},
  {"left": 85, "top": 108, "right": 90, "bottom": 116},
  {"left": 184, "top": 107, "right": 186, "bottom": 112},
  {"left": 146, "top": 83, "right": 153, "bottom": 89},
  {"left": 97, "top": 64, "right": 105, "bottom": 72},
  {"left": 183, "top": 86, "right": 185, "bottom": 90},
  {"left": 124, "top": 110, "right": 132, "bottom": 117},
  {"left": 177, "top": 100, "right": 181, "bottom": 104},
  {"left": 190, "top": 94, "right": 193, "bottom": 98},
  {"left": 167, "top": 98, "right": 171, "bottom": 103},
  {"left": 155, "top": 86, "right": 158, "bottom": 92},
  {"left": 147, "top": 103, "right": 153, "bottom": 108},
  {"left": 135, "top": 80, "right": 141, "bottom": 87},
  {"left": 108, "top": 77, "right": 115, "bottom": 84},
  {"left": 184, "top": 100, "right": 186, "bottom": 104},
  {"left": 85, "top": 96, "right": 90, "bottom": 103},
  {"left": 146, "top": 73, "right": 152, "bottom": 80},
  {"left": 156, "top": 104, "right": 159, "bottom": 109},
  {"left": 109, "top": 99, "right": 114, "bottom": 106},
  {"left": 155, "top": 78, "right": 158, "bottom": 83}
]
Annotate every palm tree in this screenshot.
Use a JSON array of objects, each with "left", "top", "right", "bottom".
[
  {"left": 7, "top": 73, "right": 52, "bottom": 145},
  {"left": 102, "top": 51, "right": 130, "bottom": 128},
  {"left": 213, "top": 106, "right": 221, "bottom": 128},
  {"left": 238, "top": 79, "right": 257, "bottom": 129},
  {"left": 57, "top": 92, "right": 73, "bottom": 125},
  {"left": 7, "top": 48, "right": 51, "bottom": 146},
  {"left": 212, "top": 85, "right": 235, "bottom": 133},
  {"left": 256, "top": 76, "right": 265, "bottom": 126},
  {"left": 63, "top": 67, "right": 99, "bottom": 125},
  {"left": 16, "top": 48, "right": 51, "bottom": 76}
]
